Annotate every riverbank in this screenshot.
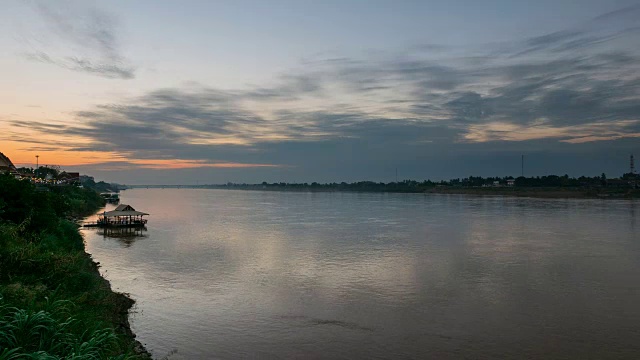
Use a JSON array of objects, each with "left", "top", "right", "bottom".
[
  {"left": 207, "top": 185, "right": 640, "bottom": 199},
  {"left": 127, "top": 182, "right": 639, "bottom": 199},
  {"left": 0, "top": 174, "right": 150, "bottom": 358}
]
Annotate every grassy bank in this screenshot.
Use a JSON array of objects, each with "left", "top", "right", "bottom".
[{"left": 0, "top": 174, "right": 149, "bottom": 359}]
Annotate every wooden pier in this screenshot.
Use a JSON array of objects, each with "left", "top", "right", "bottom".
[{"left": 84, "top": 204, "right": 149, "bottom": 228}]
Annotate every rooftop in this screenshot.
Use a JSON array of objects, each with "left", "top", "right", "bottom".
[{"left": 102, "top": 204, "right": 149, "bottom": 218}]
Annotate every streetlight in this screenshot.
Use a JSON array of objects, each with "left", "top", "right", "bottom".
[{"left": 35, "top": 155, "right": 39, "bottom": 178}]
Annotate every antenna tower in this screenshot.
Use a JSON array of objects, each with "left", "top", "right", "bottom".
[{"left": 631, "top": 154, "right": 635, "bottom": 174}]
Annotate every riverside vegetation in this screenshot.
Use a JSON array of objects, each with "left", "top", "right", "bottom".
[
  {"left": 0, "top": 174, "right": 149, "bottom": 359},
  {"left": 161, "top": 173, "right": 639, "bottom": 198}
]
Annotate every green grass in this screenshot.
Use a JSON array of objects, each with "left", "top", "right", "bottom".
[
  {"left": 0, "top": 295, "right": 136, "bottom": 359},
  {"left": 0, "top": 174, "right": 149, "bottom": 359}
]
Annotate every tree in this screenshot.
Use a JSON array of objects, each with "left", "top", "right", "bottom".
[
  {"left": 36, "top": 165, "right": 60, "bottom": 179},
  {"left": 16, "top": 167, "right": 33, "bottom": 174}
]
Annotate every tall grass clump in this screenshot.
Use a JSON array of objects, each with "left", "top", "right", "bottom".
[
  {"left": 0, "top": 174, "right": 148, "bottom": 358},
  {"left": 0, "top": 295, "right": 134, "bottom": 359}
]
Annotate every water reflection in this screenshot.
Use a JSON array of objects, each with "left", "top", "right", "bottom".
[
  {"left": 630, "top": 201, "right": 637, "bottom": 230},
  {"left": 83, "top": 190, "right": 640, "bottom": 359},
  {"left": 97, "top": 226, "right": 148, "bottom": 247}
]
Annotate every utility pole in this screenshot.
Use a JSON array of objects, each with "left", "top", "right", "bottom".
[
  {"left": 35, "top": 155, "right": 39, "bottom": 178},
  {"left": 631, "top": 154, "right": 637, "bottom": 189},
  {"left": 521, "top": 155, "right": 524, "bottom": 177}
]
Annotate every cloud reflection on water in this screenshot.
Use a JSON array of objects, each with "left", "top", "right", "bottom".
[{"left": 83, "top": 190, "right": 640, "bottom": 359}]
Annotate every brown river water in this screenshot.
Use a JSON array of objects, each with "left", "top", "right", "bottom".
[{"left": 82, "top": 189, "right": 640, "bottom": 359}]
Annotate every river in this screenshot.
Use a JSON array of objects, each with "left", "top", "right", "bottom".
[{"left": 82, "top": 189, "right": 640, "bottom": 359}]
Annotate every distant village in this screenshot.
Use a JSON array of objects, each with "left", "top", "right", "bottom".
[
  {"left": 1, "top": 151, "right": 83, "bottom": 185},
  {"left": 0, "top": 151, "right": 119, "bottom": 193}
]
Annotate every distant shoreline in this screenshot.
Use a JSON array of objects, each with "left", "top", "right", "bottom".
[{"left": 124, "top": 185, "right": 640, "bottom": 199}]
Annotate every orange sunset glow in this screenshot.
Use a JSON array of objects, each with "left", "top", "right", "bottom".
[{"left": 1, "top": 0, "right": 638, "bottom": 186}]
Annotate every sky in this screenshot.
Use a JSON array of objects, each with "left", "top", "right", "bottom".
[{"left": 1, "top": 0, "right": 639, "bottom": 184}]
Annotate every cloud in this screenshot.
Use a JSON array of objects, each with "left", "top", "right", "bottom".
[
  {"left": 463, "top": 120, "right": 640, "bottom": 143},
  {"left": 590, "top": 4, "right": 640, "bottom": 25},
  {"left": 510, "top": 30, "right": 612, "bottom": 57},
  {"left": 243, "top": 74, "right": 324, "bottom": 100},
  {"left": 126, "top": 159, "right": 284, "bottom": 170},
  {"left": 10, "top": 5, "right": 640, "bottom": 180},
  {"left": 26, "top": 1, "right": 135, "bottom": 79}
]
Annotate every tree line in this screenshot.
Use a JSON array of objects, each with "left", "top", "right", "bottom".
[{"left": 210, "top": 172, "right": 638, "bottom": 192}]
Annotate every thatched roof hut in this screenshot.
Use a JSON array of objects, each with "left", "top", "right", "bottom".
[{"left": 103, "top": 204, "right": 149, "bottom": 218}]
